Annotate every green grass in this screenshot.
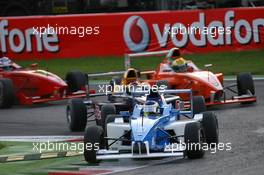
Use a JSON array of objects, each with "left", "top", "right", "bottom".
[
  {"left": 16, "top": 49, "right": 264, "bottom": 78},
  {"left": 0, "top": 156, "right": 83, "bottom": 175},
  {"left": 0, "top": 141, "right": 49, "bottom": 156},
  {"left": 0, "top": 141, "right": 84, "bottom": 175},
  {"left": 0, "top": 141, "right": 82, "bottom": 156},
  {"left": 0, "top": 143, "right": 6, "bottom": 150}
]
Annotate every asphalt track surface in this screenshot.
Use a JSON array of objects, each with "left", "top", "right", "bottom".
[{"left": 0, "top": 81, "right": 264, "bottom": 175}]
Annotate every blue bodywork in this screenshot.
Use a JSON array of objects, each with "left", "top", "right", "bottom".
[{"left": 121, "top": 89, "right": 193, "bottom": 152}]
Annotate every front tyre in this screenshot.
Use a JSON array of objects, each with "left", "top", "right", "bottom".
[
  {"left": 202, "top": 112, "right": 219, "bottom": 146},
  {"left": 237, "top": 72, "right": 255, "bottom": 96},
  {"left": 193, "top": 96, "right": 206, "bottom": 116},
  {"left": 184, "top": 122, "right": 205, "bottom": 159},
  {"left": 99, "top": 104, "right": 116, "bottom": 131},
  {"left": 66, "top": 71, "right": 87, "bottom": 93},
  {"left": 0, "top": 79, "right": 15, "bottom": 109},
  {"left": 84, "top": 126, "right": 105, "bottom": 164},
  {"left": 67, "top": 99, "right": 87, "bottom": 132}
]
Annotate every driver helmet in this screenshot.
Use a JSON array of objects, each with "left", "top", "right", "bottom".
[
  {"left": 0, "top": 57, "right": 12, "bottom": 68},
  {"left": 171, "top": 57, "right": 188, "bottom": 72},
  {"left": 143, "top": 100, "right": 160, "bottom": 115},
  {"left": 167, "top": 48, "right": 181, "bottom": 63}
]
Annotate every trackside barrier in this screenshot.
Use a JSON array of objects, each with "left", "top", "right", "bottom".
[{"left": 0, "top": 7, "right": 264, "bottom": 60}]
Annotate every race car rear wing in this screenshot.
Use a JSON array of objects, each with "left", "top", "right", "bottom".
[
  {"left": 87, "top": 49, "right": 171, "bottom": 79},
  {"left": 84, "top": 49, "right": 173, "bottom": 98},
  {"left": 124, "top": 50, "right": 170, "bottom": 70}
]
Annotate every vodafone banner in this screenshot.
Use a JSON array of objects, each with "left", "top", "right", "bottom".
[{"left": 0, "top": 7, "right": 264, "bottom": 60}]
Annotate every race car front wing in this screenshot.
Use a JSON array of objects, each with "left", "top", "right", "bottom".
[{"left": 96, "top": 141, "right": 185, "bottom": 160}]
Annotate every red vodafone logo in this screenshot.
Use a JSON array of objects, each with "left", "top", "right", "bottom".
[
  {"left": 124, "top": 11, "right": 264, "bottom": 53},
  {"left": 0, "top": 20, "right": 59, "bottom": 54},
  {"left": 123, "top": 16, "right": 150, "bottom": 52}
]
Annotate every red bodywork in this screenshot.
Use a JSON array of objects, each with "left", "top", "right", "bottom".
[
  {"left": 0, "top": 63, "right": 86, "bottom": 105},
  {"left": 140, "top": 59, "right": 256, "bottom": 106}
]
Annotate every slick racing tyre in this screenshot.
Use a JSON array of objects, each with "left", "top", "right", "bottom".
[
  {"left": 184, "top": 122, "right": 205, "bottom": 159},
  {"left": 0, "top": 79, "right": 15, "bottom": 109},
  {"left": 99, "top": 104, "right": 116, "bottom": 131},
  {"left": 105, "top": 114, "right": 121, "bottom": 126},
  {"left": 193, "top": 96, "right": 207, "bottom": 116},
  {"left": 202, "top": 112, "right": 219, "bottom": 146},
  {"left": 67, "top": 99, "right": 87, "bottom": 132},
  {"left": 84, "top": 126, "right": 105, "bottom": 164},
  {"left": 237, "top": 72, "right": 255, "bottom": 96},
  {"left": 66, "top": 71, "right": 87, "bottom": 93}
]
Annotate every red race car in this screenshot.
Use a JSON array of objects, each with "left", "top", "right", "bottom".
[
  {"left": 111, "top": 48, "right": 257, "bottom": 106},
  {"left": 0, "top": 56, "right": 88, "bottom": 109}
]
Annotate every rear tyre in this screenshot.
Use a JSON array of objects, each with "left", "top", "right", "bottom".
[
  {"left": 184, "top": 122, "right": 205, "bottom": 159},
  {"left": 66, "top": 71, "right": 87, "bottom": 93},
  {"left": 202, "top": 112, "right": 219, "bottom": 146},
  {"left": 237, "top": 72, "right": 255, "bottom": 96},
  {"left": 0, "top": 79, "right": 15, "bottom": 109},
  {"left": 67, "top": 99, "right": 87, "bottom": 131},
  {"left": 193, "top": 96, "right": 206, "bottom": 115},
  {"left": 105, "top": 114, "right": 121, "bottom": 125},
  {"left": 99, "top": 104, "right": 116, "bottom": 130},
  {"left": 84, "top": 126, "right": 105, "bottom": 164}
]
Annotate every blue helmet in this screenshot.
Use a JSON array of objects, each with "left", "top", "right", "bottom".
[{"left": 0, "top": 57, "right": 12, "bottom": 68}]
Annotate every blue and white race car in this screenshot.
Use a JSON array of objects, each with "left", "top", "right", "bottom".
[{"left": 83, "top": 89, "right": 218, "bottom": 163}]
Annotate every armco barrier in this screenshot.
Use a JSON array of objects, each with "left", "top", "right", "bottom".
[{"left": 0, "top": 7, "right": 264, "bottom": 60}]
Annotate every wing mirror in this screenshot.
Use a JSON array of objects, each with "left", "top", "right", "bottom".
[
  {"left": 204, "top": 64, "right": 212, "bottom": 69},
  {"left": 30, "top": 63, "right": 38, "bottom": 69}
]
